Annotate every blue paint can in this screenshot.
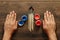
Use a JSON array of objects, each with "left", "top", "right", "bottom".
[
  {"left": 21, "top": 15, "right": 28, "bottom": 22},
  {"left": 18, "top": 20, "right": 24, "bottom": 26}
]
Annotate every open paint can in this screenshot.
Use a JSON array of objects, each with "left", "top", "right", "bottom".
[
  {"left": 18, "top": 20, "right": 24, "bottom": 26},
  {"left": 21, "top": 15, "right": 28, "bottom": 22}
]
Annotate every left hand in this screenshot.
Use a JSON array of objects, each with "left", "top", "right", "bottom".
[{"left": 4, "top": 11, "right": 18, "bottom": 34}]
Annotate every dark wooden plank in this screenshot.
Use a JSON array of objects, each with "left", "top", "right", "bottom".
[{"left": 0, "top": 0, "right": 60, "bottom": 2}]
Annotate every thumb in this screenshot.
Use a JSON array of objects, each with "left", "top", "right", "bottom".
[
  {"left": 15, "top": 21, "right": 18, "bottom": 28},
  {"left": 43, "top": 20, "right": 45, "bottom": 27}
]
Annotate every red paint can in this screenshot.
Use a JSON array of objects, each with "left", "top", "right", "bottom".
[
  {"left": 35, "top": 20, "right": 41, "bottom": 26},
  {"left": 34, "top": 14, "right": 40, "bottom": 20}
]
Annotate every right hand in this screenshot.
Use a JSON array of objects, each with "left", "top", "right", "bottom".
[
  {"left": 43, "top": 11, "right": 56, "bottom": 35},
  {"left": 43, "top": 11, "right": 57, "bottom": 40}
]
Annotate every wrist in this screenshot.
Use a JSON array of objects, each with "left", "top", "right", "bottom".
[
  {"left": 47, "top": 31, "right": 55, "bottom": 35},
  {"left": 3, "top": 32, "right": 12, "bottom": 40},
  {"left": 48, "top": 31, "right": 57, "bottom": 40},
  {"left": 4, "top": 30, "right": 14, "bottom": 34}
]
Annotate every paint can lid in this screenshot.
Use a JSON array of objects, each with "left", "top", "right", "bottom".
[{"left": 34, "top": 14, "right": 40, "bottom": 20}]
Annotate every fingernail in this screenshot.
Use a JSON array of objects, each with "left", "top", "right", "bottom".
[
  {"left": 46, "top": 11, "right": 48, "bottom": 13},
  {"left": 49, "top": 12, "right": 51, "bottom": 14},
  {"left": 10, "top": 12, "right": 12, "bottom": 14},
  {"left": 12, "top": 11, "right": 15, "bottom": 13}
]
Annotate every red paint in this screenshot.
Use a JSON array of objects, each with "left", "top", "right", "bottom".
[
  {"left": 34, "top": 14, "right": 40, "bottom": 20},
  {"left": 35, "top": 20, "right": 41, "bottom": 26}
]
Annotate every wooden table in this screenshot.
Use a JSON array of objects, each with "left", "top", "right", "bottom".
[{"left": 0, "top": 0, "right": 60, "bottom": 40}]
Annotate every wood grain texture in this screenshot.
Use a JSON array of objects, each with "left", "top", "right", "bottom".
[
  {"left": 0, "top": 0, "right": 60, "bottom": 40},
  {"left": 0, "top": 0, "right": 60, "bottom": 2}
]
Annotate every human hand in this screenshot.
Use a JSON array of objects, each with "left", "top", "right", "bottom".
[
  {"left": 4, "top": 11, "right": 17, "bottom": 34},
  {"left": 43, "top": 11, "right": 57, "bottom": 40}
]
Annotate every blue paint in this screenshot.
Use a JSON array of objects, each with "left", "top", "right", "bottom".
[
  {"left": 21, "top": 15, "right": 27, "bottom": 22},
  {"left": 18, "top": 20, "right": 24, "bottom": 26}
]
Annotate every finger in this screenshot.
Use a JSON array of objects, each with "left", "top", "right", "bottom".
[
  {"left": 48, "top": 12, "right": 52, "bottom": 21},
  {"left": 10, "top": 11, "right": 12, "bottom": 16},
  {"left": 14, "top": 13, "right": 16, "bottom": 21},
  {"left": 6, "top": 14, "right": 9, "bottom": 20},
  {"left": 43, "top": 20, "right": 46, "bottom": 29},
  {"left": 43, "top": 20, "right": 45, "bottom": 27},
  {"left": 48, "top": 12, "right": 51, "bottom": 15},
  {"left": 44, "top": 12, "right": 47, "bottom": 22},
  {"left": 9, "top": 12, "right": 12, "bottom": 19},
  {"left": 5, "top": 14, "right": 9, "bottom": 22},
  {"left": 11, "top": 11, "right": 15, "bottom": 21},
  {"left": 11, "top": 11, "right": 14, "bottom": 21},
  {"left": 12, "top": 11, "right": 16, "bottom": 21},
  {"left": 16, "top": 21, "right": 18, "bottom": 26},
  {"left": 8, "top": 12, "right": 12, "bottom": 22},
  {"left": 51, "top": 14, "right": 55, "bottom": 22},
  {"left": 15, "top": 21, "right": 18, "bottom": 29},
  {"left": 46, "top": 11, "right": 50, "bottom": 21}
]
